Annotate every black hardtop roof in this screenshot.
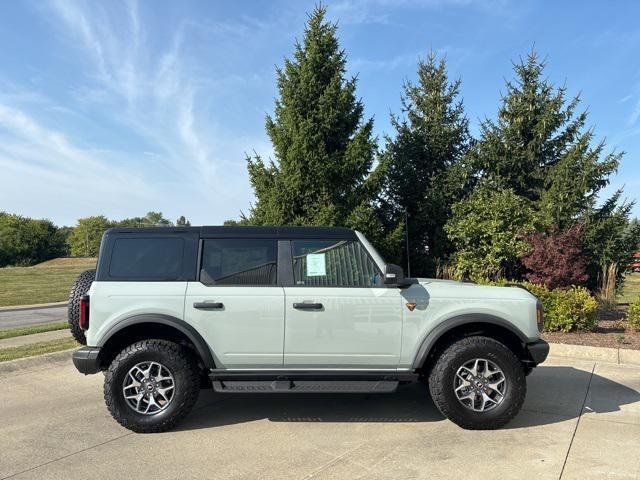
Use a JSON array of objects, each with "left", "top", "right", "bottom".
[{"left": 105, "top": 225, "right": 358, "bottom": 240}]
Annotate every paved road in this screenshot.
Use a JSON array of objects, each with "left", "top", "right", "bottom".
[
  {"left": 1, "top": 355, "right": 639, "bottom": 480},
  {"left": 0, "top": 305, "right": 67, "bottom": 330}
]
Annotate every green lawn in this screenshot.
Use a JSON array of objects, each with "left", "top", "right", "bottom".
[
  {"left": 0, "top": 322, "right": 69, "bottom": 341},
  {"left": 619, "top": 272, "right": 640, "bottom": 305},
  {"left": 0, "top": 337, "right": 78, "bottom": 362},
  {"left": 0, "top": 258, "right": 96, "bottom": 307}
]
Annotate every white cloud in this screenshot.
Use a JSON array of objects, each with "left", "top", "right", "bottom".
[
  {"left": 2, "top": 0, "right": 277, "bottom": 225},
  {"left": 0, "top": 102, "right": 156, "bottom": 223}
]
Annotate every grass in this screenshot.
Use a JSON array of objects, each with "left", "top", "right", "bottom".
[
  {"left": 0, "top": 322, "right": 69, "bottom": 341},
  {"left": 0, "top": 257, "right": 96, "bottom": 307},
  {"left": 619, "top": 272, "right": 640, "bottom": 305},
  {"left": 0, "top": 337, "right": 78, "bottom": 362}
]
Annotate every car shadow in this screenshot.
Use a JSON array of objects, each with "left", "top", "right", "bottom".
[{"left": 174, "top": 366, "right": 640, "bottom": 432}]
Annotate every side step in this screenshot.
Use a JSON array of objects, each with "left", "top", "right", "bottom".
[{"left": 211, "top": 379, "right": 399, "bottom": 394}]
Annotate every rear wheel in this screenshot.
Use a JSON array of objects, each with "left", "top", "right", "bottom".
[
  {"left": 104, "top": 340, "right": 200, "bottom": 433},
  {"left": 67, "top": 269, "right": 95, "bottom": 345},
  {"left": 428, "top": 336, "right": 526, "bottom": 430}
]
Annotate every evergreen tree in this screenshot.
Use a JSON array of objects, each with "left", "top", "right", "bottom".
[
  {"left": 580, "top": 191, "right": 639, "bottom": 289},
  {"left": 471, "top": 52, "right": 619, "bottom": 228},
  {"left": 246, "top": 6, "right": 400, "bottom": 253},
  {"left": 381, "top": 52, "right": 472, "bottom": 275}
]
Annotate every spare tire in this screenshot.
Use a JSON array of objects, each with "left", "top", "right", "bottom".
[{"left": 68, "top": 269, "right": 96, "bottom": 345}]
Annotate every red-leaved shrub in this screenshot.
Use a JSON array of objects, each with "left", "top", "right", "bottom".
[{"left": 521, "top": 225, "right": 589, "bottom": 289}]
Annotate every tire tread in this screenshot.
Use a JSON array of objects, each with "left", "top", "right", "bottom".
[
  {"left": 67, "top": 269, "right": 96, "bottom": 345},
  {"left": 428, "top": 336, "right": 526, "bottom": 430},
  {"left": 103, "top": 339, "right": 200, "bottom": 433}
]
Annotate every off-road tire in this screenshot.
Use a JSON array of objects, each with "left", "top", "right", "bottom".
[
  {"left": 67, "top": 269, "right": 96, "bottom": 345},
  {"left": 104, "top": 340, "right": 200, "bottom": 433},
  {"left": 428, "top": 336, "right": 526, "bottom": 430}
]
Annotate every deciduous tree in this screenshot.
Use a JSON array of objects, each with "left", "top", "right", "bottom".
[
  {"left": 445, "top": 187, "right": 536, "bottom": 280},
  {"left": 521, "top": 225, "right": 588, "bottom": 289}
]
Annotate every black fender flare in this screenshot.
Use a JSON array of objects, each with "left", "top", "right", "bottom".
[
  {"left": 97, "top": 314, "right": 216, "bottom": 369},
  {"left": 411, "top": 313, "right": 532, "bottom": 369}
]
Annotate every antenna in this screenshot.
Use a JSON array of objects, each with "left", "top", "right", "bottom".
[{"left": 404, "top": 208, "right": 411, "bottom": 277}]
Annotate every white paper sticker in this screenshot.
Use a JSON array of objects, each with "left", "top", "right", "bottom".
[{"left": 306, "top": 253, "right": 326, "bottom": 276}]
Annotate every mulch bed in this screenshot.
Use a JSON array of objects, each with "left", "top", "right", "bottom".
[{"left": 542, "top": 308, "right": 640, "bottom": 350}]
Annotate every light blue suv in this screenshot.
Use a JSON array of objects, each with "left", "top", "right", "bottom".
[{"left": 71, "top": 226, "right": 548, "bottom": 433}]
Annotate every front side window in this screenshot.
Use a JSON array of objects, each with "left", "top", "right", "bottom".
[
  {"left": 109, "top": 237, "right": 184, "bottom": 280},
  {"left": 201, "top": 239, "right": 277, "bottom": 286},
  {"left": 292, "top": 240, "right": 382, "bottom": 287}
]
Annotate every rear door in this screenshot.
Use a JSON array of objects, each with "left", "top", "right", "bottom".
[
  {"left": 283, "top": 239, "right": 402, "bottom": 369},
  {"left": 185, "top": 238, "right": 284, "bottom": 369}
]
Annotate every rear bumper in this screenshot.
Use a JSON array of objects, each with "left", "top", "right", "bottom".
[
  {"left": 72, "top": 347, "right": 101, "bottom": 375},
  {"left": 525, "top": 339, "right": 550, "bottom": 366}
]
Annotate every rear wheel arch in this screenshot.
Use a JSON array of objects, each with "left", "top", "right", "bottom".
[
  {"left": 96, "top": 314, "right": 215, "bottom": 371},
  {"left": 413, "top": 314, "right": 530, "bottom": 372}
]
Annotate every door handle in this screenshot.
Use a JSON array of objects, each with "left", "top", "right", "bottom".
[
  {"left": 293, "top": 302, "right": 323, "bottom": 310},
  {"left": 193, "top": 302, "right": 224, "bottom": 310}
]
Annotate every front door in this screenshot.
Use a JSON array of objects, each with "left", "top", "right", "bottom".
[
  {"left": 283, "top": 239, "right": 402, "bottom": 369},
  {"left": 185, "top": 238, "right": 284, "bottom": 369}
]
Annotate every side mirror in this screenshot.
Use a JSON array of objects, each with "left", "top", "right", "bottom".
[{"left": 383, "top": 263, "right": 405, "bottom": 286}]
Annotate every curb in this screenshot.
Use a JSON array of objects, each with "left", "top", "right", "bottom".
[
  {"left": 548, "top": 342, "right": 640, "bottom": 366},
  {"left": 0, "top": 348, "right": 75, "bottom": 376},
  {"left": 0, "top": 302, "right": 68, "bottom": 312}
]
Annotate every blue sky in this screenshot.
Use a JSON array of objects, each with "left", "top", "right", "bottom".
[{"left": 0, "top": 0, "right": 638, "bottom": 227}]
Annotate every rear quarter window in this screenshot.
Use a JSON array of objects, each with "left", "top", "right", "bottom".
[{"left": 108, "top": 237, "right": 185, "bottom": 280}]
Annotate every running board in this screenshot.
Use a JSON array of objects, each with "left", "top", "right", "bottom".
[{"left": 210, "top": 379, "right": 399, "bottom": 394}]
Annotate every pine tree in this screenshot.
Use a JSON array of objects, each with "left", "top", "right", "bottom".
[
  {"left": 246, "top": 6, "right": 398, "bottom": 252},
  {"left": 381, "top": 53, "right": 472, "bottom": 276},
  {"left": 471, "top": 51, "right": 619, "bottom": 228}
]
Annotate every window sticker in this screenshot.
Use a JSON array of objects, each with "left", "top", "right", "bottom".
[{"left": 306, "top": 253, "right": 326, "bottom": 276}]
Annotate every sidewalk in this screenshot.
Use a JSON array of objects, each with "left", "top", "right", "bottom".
[
  {"left": 0, "top": 301, "right": 67, "bottom": 312},
  {"left": 0, "top": 329, "right": 71, "bottom": 349}
]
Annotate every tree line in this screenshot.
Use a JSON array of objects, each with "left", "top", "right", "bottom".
[
  {"left": 235, "top": 6, "right": 639, "bottom": 290},
  {"left": 0, "top": 211, "right": 189, "bottom": 266}
]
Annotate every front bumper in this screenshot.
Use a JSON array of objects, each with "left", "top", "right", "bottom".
[
  {"left": 525, "top": 339, "right": 550, "bottom": 366},
  {"left": 72, "top": 347, "right": 101, "bottom": 375}
]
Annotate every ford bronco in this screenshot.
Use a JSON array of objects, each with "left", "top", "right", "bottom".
[{"left": 70, "top": 226, "right": 548, "bottom": 433}]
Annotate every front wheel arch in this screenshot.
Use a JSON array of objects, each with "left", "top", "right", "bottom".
[{"left": 413, "top": 316, "right": 530, "bottom": 373}]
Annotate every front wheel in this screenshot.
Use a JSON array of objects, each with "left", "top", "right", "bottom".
[
  {"left": 428, "top": 336, "right": 526, "bottom": 430},
  {"left": 104, "top": 340, "right": 201, "bottom": 433}
]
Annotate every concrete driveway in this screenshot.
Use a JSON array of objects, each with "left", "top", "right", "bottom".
[{"left": 1, "top": 355, "right": 639, "bottom": 480}]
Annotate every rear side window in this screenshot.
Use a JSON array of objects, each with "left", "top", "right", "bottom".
[
  {"left": 292, "top": 240, "right": 382, "bottom": 287},
  {"left": 201, "top": 239, "right": 277, "bottom": 286},
  {"left": 109, "top": 237, "right": 184, "bottom": 280}
]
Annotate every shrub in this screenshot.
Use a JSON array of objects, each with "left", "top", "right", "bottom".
[
  {"left": 545, "top": 287, "right": 598, "bottom": 332},
  {"left": 628, "top": 297, "right": 640, "bottom": 331},
  {"left": 472, "top": 278, "right": 597, "bottom": 332},
  {"left": 521, "top": 225, "right": 588, "bottom": 289}
]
